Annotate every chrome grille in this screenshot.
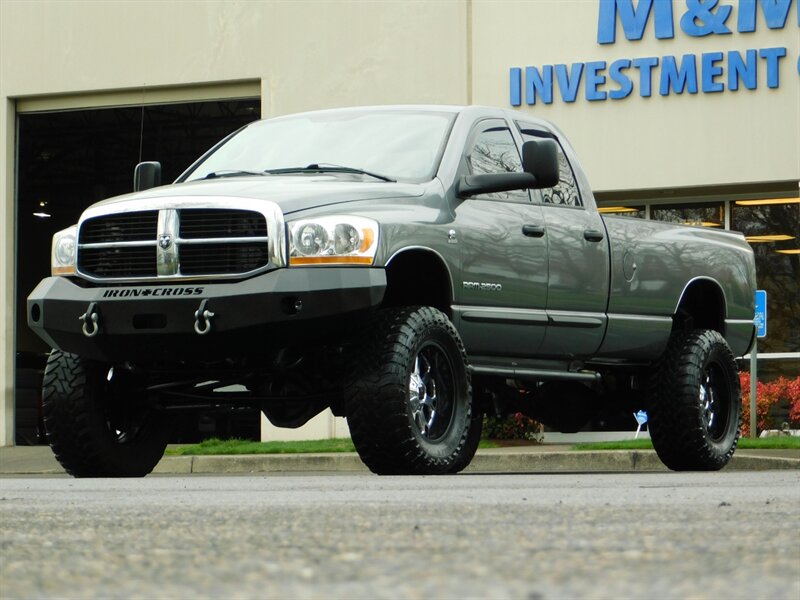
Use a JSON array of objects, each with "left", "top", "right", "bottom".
[
  {"left": 77, "top": 207, "right": 272, "bottom": 281},
  {"left": 180, "top": 242, "right": 268, "bottom": 275},
  {"left": 180, "top": 209, "right": 267, "bottom": 239},
  {"left": 80, "top": 211, "right": 158, "bottom": 243},
  {"left": 79, "top": 247, "right": 158, "bottom": 278}
]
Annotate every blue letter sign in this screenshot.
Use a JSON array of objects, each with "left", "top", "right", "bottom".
[
  {"left": 755, "top": 289, "right": 767, "bottom": 338},
  {"left": 513, "top": 0, "right": 797, "bottom": 106}
]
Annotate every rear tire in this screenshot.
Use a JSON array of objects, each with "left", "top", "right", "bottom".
[
  {"left": 42, "top": 350, "right": 170, "bottom": 477},
  {"left": 648, "top": 329, "right": 741, "bottom": 471},
  {"left": 346, "top": 306, "right": 481, "bottom": 475}
]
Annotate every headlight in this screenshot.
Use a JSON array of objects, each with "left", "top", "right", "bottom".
[
  {"left": 51, "top": 225, "right": 77, "bottom": 276},
  {"left": 289, "top": 216, "right": 378, "bottom": 266}
]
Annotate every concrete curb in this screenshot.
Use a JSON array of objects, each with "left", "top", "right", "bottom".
[
  {"left": 148, "top": 450, "right": 800, "bottom": 475},
  {"left": 173, "top": 453, "right": 369, "bottom": 474},
  {"left": 466, "top": 450, "right": 669, "bottom": 473},
  {"left": 2, "top": 447, "right": 798, "bottom": 476},
  {"left": 726, "top": 453, "right": 800, "bottom": 471}
]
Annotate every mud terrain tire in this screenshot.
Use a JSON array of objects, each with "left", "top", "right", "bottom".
[
  {"left": 648, "top": 330, "right": 741, "bottom": 471},
  {"left": 42, "top": 350, "right": 170, "bottom": 477},
  {"left": 346, "top": 306, "right": 480, "bottom": 475}
]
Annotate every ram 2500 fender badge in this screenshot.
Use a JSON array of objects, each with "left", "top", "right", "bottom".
[
  {"left": 463, "top": 281, "right": 502, "bottom": 292},
  {"left": 101, "top": 287, "right": 205, "bottom": 298}
]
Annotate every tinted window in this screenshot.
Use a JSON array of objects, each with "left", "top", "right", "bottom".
[
  {"left": 466, "top": 125, "right": 528, "bottom": 202},
  {"left": 518, "top": 126, "right": 582, "bottom": 207}
]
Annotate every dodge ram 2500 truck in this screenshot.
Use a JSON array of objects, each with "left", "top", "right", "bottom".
[{"left": 28, "top": 105, "right": 757, "bottom": 477}]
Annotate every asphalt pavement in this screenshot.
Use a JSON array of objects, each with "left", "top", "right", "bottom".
[
  {"left": 3, "top": 471, "right": 799, "bottom": 599},
  {"left": 1, "top": 443, "right": 798, "bottom": 475}
]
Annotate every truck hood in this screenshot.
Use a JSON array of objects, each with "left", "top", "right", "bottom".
[{"left": 87, "top": 175, "right": 426, "bottom": 215}]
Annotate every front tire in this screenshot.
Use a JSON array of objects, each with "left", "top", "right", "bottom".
[
  {"left": 648, "top": 329, "right": 741, "bottom": 471},
  {"left": 42, "top": 350, "right": 170, "bottom": 477},
  {"left": 346, "top": 306, "right": 481, "bottom": 475}
]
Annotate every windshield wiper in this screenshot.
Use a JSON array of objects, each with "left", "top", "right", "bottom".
[
  {"left": 265, "top": 163, "right": 396, "bottom": 182},
  {"left": 203, "top": 170, "right": 271, "bottom": 179}
]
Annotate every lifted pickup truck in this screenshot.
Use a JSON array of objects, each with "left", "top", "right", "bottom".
[{"left": 28, "top": 105, "right": 756, "bottom": 477}]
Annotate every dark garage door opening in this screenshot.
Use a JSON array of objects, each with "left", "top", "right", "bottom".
[{"left": 15, "top": 98, "right": 261, "bottom": 444}]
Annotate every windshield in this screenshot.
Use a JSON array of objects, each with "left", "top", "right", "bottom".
[{"left": 181, "top": 109, "right": 456, "bottom": 183}]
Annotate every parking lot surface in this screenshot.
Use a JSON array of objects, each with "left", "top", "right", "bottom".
[{"left": 2, "top": 471, "right": 798, "bottom": 599}]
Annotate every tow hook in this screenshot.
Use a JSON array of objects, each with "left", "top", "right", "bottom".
[
  {"left": 194, "top": 299, "right": 215, "bottom": 335},
  {"left": 79, "top": 302, "right": 101, "bottom": 338}
]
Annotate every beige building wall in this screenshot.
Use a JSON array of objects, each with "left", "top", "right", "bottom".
[
  {"left": 1, "top": 98, "right": 14, "bottom": 446},
  {"left": 1, "top": 0, "right": 469, "bottom": 112},
  {"left": 261, "top": 410, "right": 350, "bottom": 443}
]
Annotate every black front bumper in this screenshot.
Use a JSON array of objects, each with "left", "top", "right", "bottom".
[{"left": 27, "top": 268, "right": 386, "bottom": 363}]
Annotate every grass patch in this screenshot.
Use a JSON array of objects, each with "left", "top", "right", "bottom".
[
  {"left": 573, "top": 437, "right": 800, "bottom": 451},
  {"left": 573, "top": 439, "right": 655, "bottom": 451},
  {"left": 165, "top": 436, "right": 797, "bottom": 456},
  {"left": 167, "top": 438, "right": 356, "bottom": 456},
  {"left": 167, "top": 437, "right": 501, "bottom": 456}
]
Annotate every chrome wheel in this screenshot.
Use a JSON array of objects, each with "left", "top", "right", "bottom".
[
  {"left": 700, "top": 364, "right": 730, "bottom": 443},
  {"left": 346, "top": 306, "right": 480, "bottom": 475},
  {"left": 648, "top": 329, "right": 741, "bottom": 471},
  {"left": 408, "top": 346, "right": 454, "bottom": 441}
]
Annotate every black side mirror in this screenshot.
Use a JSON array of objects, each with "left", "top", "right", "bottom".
[
  {"left": 133, "top": 161, "right": 162, "bottom": 192},
  {"left": 521, "top": 139, "right": 559, "bottom": 188},
  {"left": 456, "top": 172, "right": 537, "bottom": 198}
]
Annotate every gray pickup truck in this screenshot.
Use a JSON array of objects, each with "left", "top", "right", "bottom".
[{"left": 28, "top": 105, "right": 756, "bottom": 477}]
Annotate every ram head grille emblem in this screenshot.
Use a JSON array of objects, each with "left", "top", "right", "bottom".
[{"left": 158, "top": 234, "right": 173, "bottom": 251}]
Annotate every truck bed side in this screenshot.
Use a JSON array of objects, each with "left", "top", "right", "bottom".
[{"left": 597, "top": 215, "right": 756, "bottom": 360}]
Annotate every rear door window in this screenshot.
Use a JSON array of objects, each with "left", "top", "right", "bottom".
[{"left": 517, "top": 124, "right": 582, "bottom": 208}]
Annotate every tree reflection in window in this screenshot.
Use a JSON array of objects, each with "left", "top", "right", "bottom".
[
  {"left": 732, "top": 201, "right": 800, "bottom": 357},
  {"left": 517, "top": 124, "right": 581, "bottom": 207},
  {"left": 467, "top": 127, "right": 528, "bottom": 202},
  {"left": 540, "top": 147, "right": 581, "bottom": 207}
]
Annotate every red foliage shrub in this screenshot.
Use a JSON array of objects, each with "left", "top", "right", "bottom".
[
  {"left": 483, "top": 412, "right": 543, "bottom": 441},
  {"left": 740, "top": 372, "right": 800, "bottom": 436},
  {"left": 781, "top": 376, "right": 800, "bottom": 427}
]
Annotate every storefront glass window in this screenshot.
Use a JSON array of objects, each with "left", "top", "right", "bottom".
[
  {"left": 598, "top": 206, "right": 645, "bottom": 218},
  {"left": 731, "top": 200, "right": 800, "bottom": 356},
  {"left": 650, "top": 202, "right": 724, "bottom": 228}
]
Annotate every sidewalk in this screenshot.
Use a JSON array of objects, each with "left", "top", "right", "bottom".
[{"left": 1, "top": 444, "right": 798, "bottom": 476}]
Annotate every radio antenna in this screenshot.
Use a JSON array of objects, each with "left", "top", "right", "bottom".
[{"left": 138, "top": 84, "right": 146, "bottom": 164}]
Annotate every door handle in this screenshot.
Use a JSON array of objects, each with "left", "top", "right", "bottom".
[
  {"left": 583, "top": 229, "right": 605, "bottom": 242},
  {"left": 522, "top": 224, "right": 546, "bottom": 238}
]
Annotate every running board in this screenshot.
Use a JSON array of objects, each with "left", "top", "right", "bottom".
[{"left": 470, "top": 365, "right": 601, "bottom": 383}]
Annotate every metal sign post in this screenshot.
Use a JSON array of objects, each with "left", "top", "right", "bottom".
[
  {"left": 751, "top": 290, "right": 767, "bottom": 439},
  {"left": 750, "top": 340, "right": 757, "bottom": 439}
]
